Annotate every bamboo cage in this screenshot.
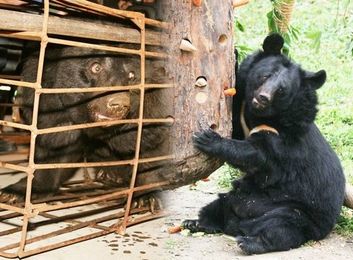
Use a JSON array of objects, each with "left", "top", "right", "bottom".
[
  {"left": 0, "top": 0, "right": 173, "bottom": 258},
  {"left": 0, "top": 0, "right": 235, "bottom": 257}
]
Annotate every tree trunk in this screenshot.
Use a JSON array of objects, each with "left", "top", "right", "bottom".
[
  {"left": 126, "top": 0, "right": 235, "bottom": 190},
  {"left": 344, "top": 183, "right": 353, "bottom": 209},
  {"left": 166, "top": 0, "right": 235, "bottom": 186}
]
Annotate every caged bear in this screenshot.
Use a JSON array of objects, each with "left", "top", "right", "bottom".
[
  {"left": 182, "top": 34, "right": 345, "bottom": 254},
  {"left": 1, "top": 44, "right": 171, "bottom": 199}
]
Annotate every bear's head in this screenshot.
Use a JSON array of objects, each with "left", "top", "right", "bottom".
[{"left": 239, "top": 34, "right": 326, "bottom": 130}]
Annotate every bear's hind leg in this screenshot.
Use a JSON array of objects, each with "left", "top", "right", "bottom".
[
  {"left": 237, "top": 207, "right": 308, "bottom": 254},
  {"left": 182, "top": 194, "right": 227, "bottom": 234}
]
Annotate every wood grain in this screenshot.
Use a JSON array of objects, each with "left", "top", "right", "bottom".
[{"left": 0, "top": 9, "right": 166, "bottom": 46}]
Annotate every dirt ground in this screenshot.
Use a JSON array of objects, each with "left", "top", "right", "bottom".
[
  {"left": 162, "top": 185, "right": 353, "bottom": 260},
  {"left": 1, "top": 171, "right": 353, "bottom": 259}
]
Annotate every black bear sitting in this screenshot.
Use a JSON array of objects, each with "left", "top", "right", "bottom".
[{"left": 182, "top": 34, "right": 345, "bottom": 254}]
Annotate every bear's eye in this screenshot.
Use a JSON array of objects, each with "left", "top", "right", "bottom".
[
  {"left": 261, "top": 75, "right": 270, "bottom": 83},
  {"left": 90, "top": 62, "right": 103, "bottom": 74},
  {"left": 277, "top": 86, "right": 285, "bottom": 96}
]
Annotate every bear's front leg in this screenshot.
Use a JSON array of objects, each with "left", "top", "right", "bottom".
[
  {"left": 193, "top": 128, "right": 265, "bottom": 169},
  {"left": 192, "top": 128, "right": 224, "bottom": 157}
]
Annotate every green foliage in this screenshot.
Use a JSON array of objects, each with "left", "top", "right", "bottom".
[
  {"left": 234, "top": 18, "right": 253, "bottom": 62},
  {"left": 234, "top": 0, "right": 343, "bottom": 57},
  {"left": 303, "top": 240, "right": 316, "bottom": 247},
  {"left": 235, "top": 19, "right": 245, "bottom": 32},
  {"left": 335, "top": 207, "right": 353, "bottom": 237},
  {"left": 266, "top": 0, "right": 299, "bottom": 55},
  {"left": 305, "top": 30, "right": 322, "bottom": 53},
  {"left": 235, "top": 0, "right": 301, "bottom": 57},
  {"left": 347, "top": 32, "right": 353, "bottom": 56},
  {"left": 233, "top": 0, "right": 353, "bottom": 184},
  {"left": 216, "top": 164, "right": 242, "bottom": 190},
  {"left": 234, "top": 17, "right": 253, "bottom": 63},
  {"left": 225, "top": 0, "right": 353, "bottom": 238},
  {"left": 236, "top": 44, "right": 253, "bottom": 63}
]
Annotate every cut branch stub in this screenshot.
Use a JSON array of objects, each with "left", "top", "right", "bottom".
[
  {"left": 195, "top": 76, "right": 208, "bottom": 88},
  {"left": 233, "top": 0, "right": 250, "bottom": 9},
  {"left": 192, "top": 0, "right": 202, "bottom": 7},
  {"left": 180, "top": 39, "right": 197, "bottom": 52}
]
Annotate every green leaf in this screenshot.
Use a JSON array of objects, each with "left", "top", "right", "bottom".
[
  {"left": 346, "top": 36, "right": 353, "bottom": 56},
  {"left": 290, "top": 26, "right": 300, "bottom": 40},
  {"left": 343, "top": 0, "right": 351, "bottom": 12},
  {"left": 267, "top": 10, "right": 279, "bottom": 33},
  {"left": 235, "top": 20, "right": 245, "bottom": 32},
  {"left": 236, "top": 45, "right": 253, "bottom": 63},
  {"left": 306, "top": 31, "right": 322, "bottom": 52}
]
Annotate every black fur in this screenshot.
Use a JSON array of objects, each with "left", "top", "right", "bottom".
[
  {"left": 4, "top": 45, "right": 169, "bottom": 195},
  {"left": 183, "top": 34, "right": 345, "bottom": 254}
]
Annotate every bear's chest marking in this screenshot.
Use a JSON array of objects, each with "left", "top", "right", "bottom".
[{"left": 240, "top": 101, "right": 279, "bottom": 137}]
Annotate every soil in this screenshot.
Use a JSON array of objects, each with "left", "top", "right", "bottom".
[{"left": 0, "top": 170, "right": 352, "bottom": 259}]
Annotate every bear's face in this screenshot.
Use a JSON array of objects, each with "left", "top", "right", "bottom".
[
  {"left": 246, "top": 56, "right": 301, "bottom": 117},
  {"left": 242, "top": 34, "right": 327, "bottom": 121},
  {"left": 42, "top": 47, "right": 140, "bottom": 110}
]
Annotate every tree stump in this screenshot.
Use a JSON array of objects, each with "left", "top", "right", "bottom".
[
  {"left": 100, "top": 0, "right": 236, "bottom": 190},
  {"left": 131, "top": 0, "right": 235, "bottom": 190},
  {"left": 165, "top": 0, "right": 235, "bottom": 187}
]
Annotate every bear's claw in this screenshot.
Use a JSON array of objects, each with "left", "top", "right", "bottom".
[
  {"left": 192, "top": 128, "right": 222, "bottom": 156},
  {"left": 181, "top": 219, "right": 201, "bottom": 232},
  {"left": 236, "top": 236, "right": 266, "bottom": 255}
]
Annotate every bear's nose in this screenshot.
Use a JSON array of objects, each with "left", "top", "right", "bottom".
[{"left": 258, "top": 93, "right": 271, "bottom": 106}]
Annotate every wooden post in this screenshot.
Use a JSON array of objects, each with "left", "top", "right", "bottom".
[{"left": 166, "top": 0, "right": 235, "bottom": 186}]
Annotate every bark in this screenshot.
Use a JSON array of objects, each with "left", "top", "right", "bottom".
[
  {"left": 103, "top": 0, "right": 235, "bottom": 189},
  {"left": 1, "top": 1, "right": 235, "bottom": 191},
  {"left": 0, "top": 9, "right": 165, "bottom": 46},
  {"left": 344, "top": 183, "right": 353, "bottom": 209},
  {"left": 164, "top": 0, "right": 235, "bottom": 186}
]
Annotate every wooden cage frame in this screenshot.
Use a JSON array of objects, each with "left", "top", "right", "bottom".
[{"left": 0, "top": 0, "right": 173, "bottom": 258}]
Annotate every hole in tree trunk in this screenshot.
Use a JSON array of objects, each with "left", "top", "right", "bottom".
[{"left": 218, "top": 34, "right": 228, "bottom": 45}]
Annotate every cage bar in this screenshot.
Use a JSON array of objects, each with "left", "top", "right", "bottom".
[{"left": 0, "top": 0, "right": 172, "bottom": 257}]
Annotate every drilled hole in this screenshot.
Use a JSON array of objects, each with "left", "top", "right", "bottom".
[
  {"left": 196, "top": 76, "right": 207, "bottom": 81},
  {"left": 180, "top": 38, "right": 197, "bottom": 52},
  {"left": 195, "top": 92, "right": 208, "bottom": 104},
  {"left": 195, "top": 76, "right": 208, "bottom": 88},
  {"left": 210, "top": 124, "right": 218, "bottom": 130},
  {"left": 166, "top": 115, "right": 175, "bottom": 125},
  {"left": 218, "top": 34, "right": 228, "bottom": 45}
]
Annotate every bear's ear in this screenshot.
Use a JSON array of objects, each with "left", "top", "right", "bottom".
[
  {"left": 263, "top": 33, "right": 284, "bottom": 55},
  {"left": 304, "top": 70, "right": 327, "bottom": 89}
]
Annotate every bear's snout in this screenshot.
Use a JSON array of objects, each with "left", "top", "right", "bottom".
[
  {"left": 252, "top": 82, "right": 275, "bottom": 111},
  {"left": 252, "top": 92, "right": 271, "bottom": 110}
]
